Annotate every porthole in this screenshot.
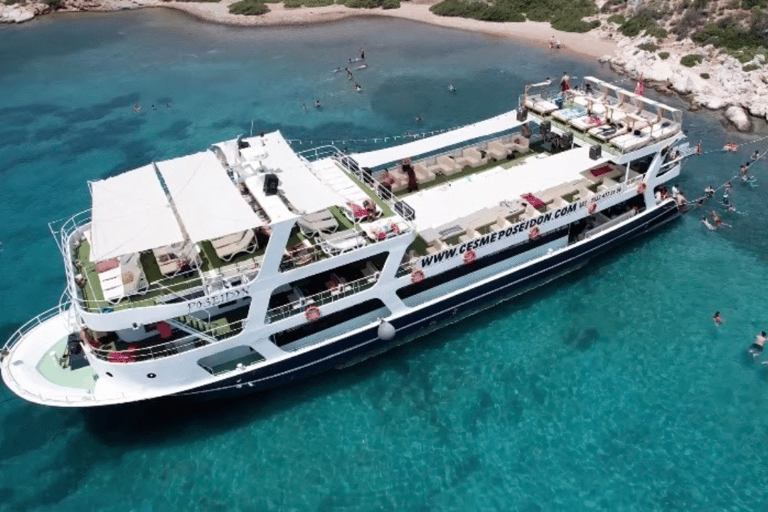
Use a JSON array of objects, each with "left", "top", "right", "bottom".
[
  {"left": 106, "top": 372, "right": 113, "bottom": 377},
  {"left": 147, "top": 373, "right": 156, "bottom": 379}
]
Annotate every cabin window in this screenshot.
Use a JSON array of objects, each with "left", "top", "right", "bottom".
[
  {"left": 271, "top": 299, "right": 389, "bottom": 349},
  {"left": 266, "top": 253, "right": 388, "bottom": 323},
  {"left": 198, "top": 345, "right": 265, "bottom": 376}
]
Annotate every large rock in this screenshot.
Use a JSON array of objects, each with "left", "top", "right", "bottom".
[
  {"left": 0, "top": 4, "right": 37, "bottom": 22},
  {"left": 695, "top": 94, "right": 728, "bottom": 110},
  {"left": 724, "top": 105, "right": 753, "bottom": 132}
]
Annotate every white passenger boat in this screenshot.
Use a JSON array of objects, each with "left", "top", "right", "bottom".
[{"left": 1, "top": 77, "right": 694, "bottom": 407}]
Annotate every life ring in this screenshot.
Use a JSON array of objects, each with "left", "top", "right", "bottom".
[
  {"left": 411, "top": 269, "right": 425, "bottom": 283},
  {"left": 588, "top": 203, "right": 597, "bottom": 214},
  {"left": 463, "top": 249, "right": 477, "bottom": 264},
  {"left": 529, "top": 226, "right": 540, "bottom": 240},
  {"left": 637, "top": 182, "right": 647, "bottom": 194},
  {"left": 305, "top": 305, "right": 321, "bottom": 322}
]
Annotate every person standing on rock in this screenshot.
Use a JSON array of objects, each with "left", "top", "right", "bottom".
[{"left": 634, "top": 75, "right": 645, "bottom": 96}]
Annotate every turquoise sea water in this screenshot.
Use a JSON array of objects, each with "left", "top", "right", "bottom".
[{"left": 2, "top": 10, "right": 768, "bottom": 511}]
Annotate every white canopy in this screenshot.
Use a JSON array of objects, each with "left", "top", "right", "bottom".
[
  {"left": 90, "top": 164, "right": 185, "bottom": 261},
  {"left": 156, "top": 151, "right": 262, "bottom": 243},
  {"left": 238, "top": 132, "right": 346, "bottom": 216},
  {"left": 351, "top": 110, "right": 523, "bottom": 169},
  {"left": 407, "top": 146, "right": 608, "bottom": 231}
]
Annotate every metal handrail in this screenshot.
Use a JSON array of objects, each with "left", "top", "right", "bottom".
[
  {"left": 88, "top": 317, "right": 247, "bottom": 363},
  {"left": 2, "top": 301, "right": 70, "bottom": 356},
  {"left": 265, "top": 273, "right": 379, "bottom": 324}
]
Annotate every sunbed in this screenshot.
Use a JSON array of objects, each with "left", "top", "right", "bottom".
[
  {"left": 211, "top": 229, "right": 257, "bottom": 261},
  {"left": 298, "top": 209, "right": 339, "bottom": 237}
]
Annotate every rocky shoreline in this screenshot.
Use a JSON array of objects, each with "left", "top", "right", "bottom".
[
  {"left": 593, "top": 20, "right": 765, "bottom": 133},
  {"left": 2, "top": 1, "right": 764, "bottom": 132}
]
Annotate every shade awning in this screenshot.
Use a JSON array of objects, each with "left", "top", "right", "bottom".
[
  {"left": 351, "top": 110, "right": 523, "bottom": 169},
  {"left": 156, "top": 151, "right": 263, "bottom": 243},
  {"left": 90, "top": 164, "right": 185, "bottom": 261}
]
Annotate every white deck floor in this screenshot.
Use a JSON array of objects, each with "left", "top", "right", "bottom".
[{"left": 407, "top": 146, "right": 609, "bottom": 231}]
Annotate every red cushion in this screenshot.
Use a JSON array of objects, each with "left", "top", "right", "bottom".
[{"left": 95, "top": 258, "right": 120, "bottom": 273}]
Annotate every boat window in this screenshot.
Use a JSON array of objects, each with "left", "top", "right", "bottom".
[
  {"left": 198, "top": 345, "right": 265, "bottom": 376},
  {"left": 271, "top": 299, "right": 388, "bottom": 349},
  {"left": 266, "top": 253, "right": 388, "bottom": 323}
]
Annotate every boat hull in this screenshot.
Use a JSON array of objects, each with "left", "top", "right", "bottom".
[{"left": 176, "top": 201, "right": 681, "bottom": 400}]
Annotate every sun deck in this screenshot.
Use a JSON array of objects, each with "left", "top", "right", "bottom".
[{"left": 406, "top": 145, "right": 609, "bottom": 232}]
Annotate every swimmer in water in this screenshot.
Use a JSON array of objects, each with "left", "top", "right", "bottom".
[
  {"left": 133, "top": 104, "right": 141, "bottom": 113},
  {"left": 166, "top": 102, "right": 172, "bottom": 108},
  {"left": 347, "top": 69, "right": 353, "bottom": 80},
  {"left": 415, "top": 115, "right": 423, "bottom": 123},
  {"left": 713, "top": 311, "right": 722, "bottom": 326},
  {"left": 314, "top": 99, "right": 321, "bottom": 108},
  {"left": 704, "top": 185, "right": 715, "bottom": 198},
  {"left": 753, "top": 149, "right": 760, "bottom": 160},
  {"left": 749, "top": 331, "right": 767, "bottom": 358},
  {"left": 448, "top": 84, "right": 457, "bottom": 93},
  {"left": 355, "top": 83, "right": 362, "bottom": 92},
  {"left": 711, "top": 210, "right": 723, "bottom": 228},
  {"left": 355, "top": 64, "right": 367, "bottom": 70},
  {"left": 701, "top": 216, "right": 717, "bottom": 231},
  {"left": 302, "top": 102, "right": 307, "bottom": 111}
]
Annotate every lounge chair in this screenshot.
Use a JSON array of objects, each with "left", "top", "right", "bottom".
[
  {"left": 570, "top": 114, "right": 607, "bottom": 132},
  {"left": 436, "top": 155, "right": 461, "bottom": 176},
  {"left": 507, "top": 134, "right": 530, "bottom": 154},
  {"left": 153, "top": 242, "right": 200, "bottom": 277},
  {"left": 589, "top": 121, "right": 629, "bottom": 142},
  {"left": 97, "top": 253, "right": 146, "bottom": 303},
  {"left": 552, "top": 105, "right": 587, "bottom": 123},
  {"left": 211, "top": 229, "right": 257, "bottom": 261},
  {"left": 523, "top": 95, "right": 559, "bottom": 115},
  {"left": 413, "top": 163, "right": 436, "bottom": 183},
  {"left": 455, "top": 148, "right": 487, "bottom": 168},
  {"left": 487, "top": 141, "right": 509, "bottom": 161},
  {"left": 316, "top": 230, "right": 367, "bottom": 255},
  {"left": 298, "top": 209, "right": 339, "bottom": 237}
]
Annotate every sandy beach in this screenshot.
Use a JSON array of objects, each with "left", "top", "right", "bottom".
[{"left": 63, "top": 0, "right": 619, "bottom": 60}]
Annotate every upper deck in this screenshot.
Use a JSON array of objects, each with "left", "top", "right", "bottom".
[{"left": 56, "top": 132, "right": 414, "bottom": 317}]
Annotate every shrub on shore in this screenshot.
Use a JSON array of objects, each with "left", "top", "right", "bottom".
[
  {"left": 607, "top": 14, "right": 626, "bottom": 25},
  {"left": 229, "top": 0, "right": 269, "bottom": 15},
  {"left": 658, "top": 51, "right": 670, "bottom": 59},
  {"left": 743, "top": 63, "right": 760, "bottom": 71},
  {"left": 692, "top": 13, "right": 768, "bottom": 51},
  {"left": 620, "top": 11, "right": 667, "bottom": 38},
  {"left": 429, "top": 0, "right": 599, "bottom": 32},
  {"left": 680, "top": 54, "right": 703, "bottom": 67},
  {"left": 341, "top": 0, "right": 400, "bottom": 8},
  {"left": 700, "top": 72, "right": 710, "bottom": 78},
  {"left": 638, "top": 42, "right": 658, "bottom": 52},
  {"left": 284, "top": 0, "right": 334, "bottom": 7}
]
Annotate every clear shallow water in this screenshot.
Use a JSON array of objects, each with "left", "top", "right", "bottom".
[{"left": 2, "top": 10, "right": 768, "bottom": 511}]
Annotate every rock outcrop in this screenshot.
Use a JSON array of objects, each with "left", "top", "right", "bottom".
[
  {"left": 724, "top": 105, "right": 753, "bottom": 132},
  {"left": 0, "top": 2, "right": 46, "bottom": 23}
]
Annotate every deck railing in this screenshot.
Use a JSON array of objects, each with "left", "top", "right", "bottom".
[
  {"left": 52, "top": 211, "right": 263, "bottom": 314},
  {"left": 1, "top": 298, "right": 71, "bottom": 359},
  {"left": 88, "top": 317, "right": 248, "bottom": 364},
  {"left": 265, "top": 273, "right": 379, "bottom": 324}
]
